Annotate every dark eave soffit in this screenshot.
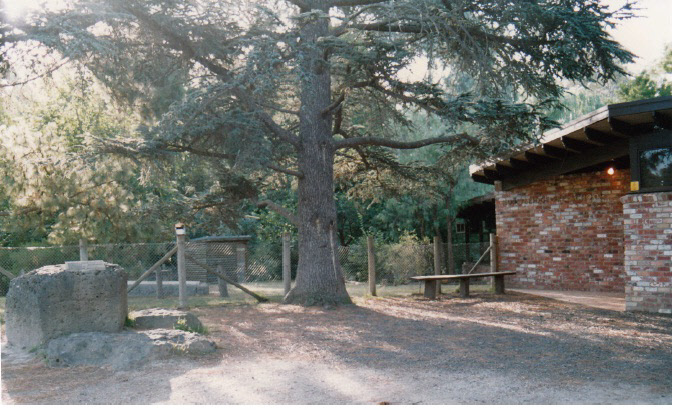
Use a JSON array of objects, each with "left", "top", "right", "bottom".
[{"left": 470, "top": 96, "right": 672, "bottom": 189}]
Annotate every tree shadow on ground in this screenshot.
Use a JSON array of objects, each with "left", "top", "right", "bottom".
[
  {"left": 1, "top": 291, "right": 671, "bottom": 404},
  {"left": 200, "top": 292, "right": 671, "bottom": 390}
]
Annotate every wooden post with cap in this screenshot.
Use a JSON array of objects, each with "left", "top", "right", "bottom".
[
  {"left": 79, "top": 238, "right": 88, "bottom": 261},
  {"left": 367, "top": 236, "right": 376, "bottom": 296},
  {"left": 282, "top": 232, "right": 292, "bottom": 296},
  {"left": 175, "top": 223, "right": 187, "bottom": 309}
]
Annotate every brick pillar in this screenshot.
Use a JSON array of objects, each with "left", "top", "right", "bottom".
[{"left": 621, "top": 192, "right": 672, "bottom": 314}]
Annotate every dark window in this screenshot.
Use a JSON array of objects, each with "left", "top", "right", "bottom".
[
  {"left": 639, "top": 147, "right": 672, "bottom": 189},
  {"left": 456, "top": 222, "right": 465, "bottom": 233},
  {"left": 630, "top": 130, "right": 672, "bottom": 192}
]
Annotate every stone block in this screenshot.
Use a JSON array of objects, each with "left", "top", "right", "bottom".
[
  {"left": 129, "top": 308, "right": 203, "bottom": 330},
  {"left": 5, "top": 263, "right": 127, "bottom": 348}
]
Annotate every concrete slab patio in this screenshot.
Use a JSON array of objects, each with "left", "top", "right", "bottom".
[{"left": 510, "top": 289, "right": 626, "bottom": 312}]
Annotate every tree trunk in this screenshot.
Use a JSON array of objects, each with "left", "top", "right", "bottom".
[
  {"left": 283, "top": 3, "right": 350, "bottom": 305},
  {"left": 285, "top": 144, "right": 350, "bottom": 305},
  {"left": 417, "top": 210, "right": 426, "bottom": 239}
]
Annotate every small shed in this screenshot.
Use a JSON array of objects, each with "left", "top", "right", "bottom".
[
  {"left": 186, "top": 235, "right": 251, "bottom": 283},
  {"left": 470, "top": 96, "right": 671, "bottom": 313}
]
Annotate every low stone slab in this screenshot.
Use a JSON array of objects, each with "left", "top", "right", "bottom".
[
  {"left": 129, "top": 308, "right": 203, "bottom": 331},
  {"left": 127, "top": 280, "right": 209, "bottom": 297},
  {"left": 45, "top": 329, "right": 216, "bottom": 370},
  {"left": 5, "top": 263, "right": 127, "bottom": 349},
  {"left": 65, "top": 260, "right": 107, "bottom": 272}
]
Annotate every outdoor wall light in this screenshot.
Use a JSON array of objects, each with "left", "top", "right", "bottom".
[
  {"left": 175, "top": 223, "right": 186, "bottom": 236},
  {"left": 607, "top": 166, "right": 615, "bottom": 176}
]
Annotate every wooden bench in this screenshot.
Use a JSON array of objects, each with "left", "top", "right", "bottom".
[{"left": 410, "top": 271, "right": 517, "bottom": 299}]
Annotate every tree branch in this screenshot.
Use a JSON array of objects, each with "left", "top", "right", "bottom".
[
  {"left": 166, "top": 144, "right": 302, "bottom": 178},
  {"left": 286, "top": 0, "right": 310, "bottom": 11},
  {"left": 166, "top": 144, "right": 235, "bottom": 160},
  {"left": 255, "top": 101, "right": 300, "bottom": 116},
  {"left": 350, "top": 21, "right": 422, "bottom": 34},
  {"left": 122, "top": 4, "right": 300, "bottom": 148},
  {"left": 333, "top": 133, "right": 478, "bottom": 150},
  {"left": 0, "top": 58, "right": 70, "bottom": 88},
  {"left": 369, "top": 81, "right": 442, "bottom": 115},
  {"left": 264, "top": 162, "right": 304, "bottom": 178},
  {"left": 321, "top": 92, "right": 345, "bottom": 116},
  {"left": 257, "top": 200, "right": 298, "bottom": 225},
  {"left": 330, "top": 0, "right": 389, "bottom": 6}
]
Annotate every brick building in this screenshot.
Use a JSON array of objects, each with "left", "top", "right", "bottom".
[{"left": 470, "top": 97, "right": 672, "bottom": 313}]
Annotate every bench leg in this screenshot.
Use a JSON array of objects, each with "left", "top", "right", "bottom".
[
  {"left": 494, "top": 275, "right": 505, "bottom": 294},
  {"left": 459, "top": 277, "right": 470, "bottom": 298},
  {"left": 424, "top": 280, "right": 437, "bottom": 300}
]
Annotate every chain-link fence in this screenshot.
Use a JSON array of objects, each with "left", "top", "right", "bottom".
[
  {"left": 0, "top": 243, "right": 177, "bottom": 296},
  {"left": 0, "top": 239, "right": 491, "bottom": 297},
  {"left": 339, "top": 241, "right": 491, "bottom": 284}
]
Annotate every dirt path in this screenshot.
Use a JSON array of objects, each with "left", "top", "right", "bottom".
[{"left": 1, "top": 292, "right": 671, "bottom": 404}]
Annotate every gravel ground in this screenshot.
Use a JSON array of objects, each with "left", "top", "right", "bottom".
[{"left": 1, "top": 292, "right": 671, "bottom": 405}]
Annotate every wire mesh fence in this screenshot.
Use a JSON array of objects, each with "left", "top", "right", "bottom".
[
  {"left": 339, "top": 241, "right": 491, "bottom": 284},
  {"left": 0, "top": 239, "right": 491, "bottom": 297}
]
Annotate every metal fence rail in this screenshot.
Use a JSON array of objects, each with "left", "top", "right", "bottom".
[{"left": 0, "top": 240, "right": 491, "bottom": 296}]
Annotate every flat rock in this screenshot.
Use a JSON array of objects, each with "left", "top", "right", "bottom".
[
  {"left": 45, "top": 329, "right": 216, "bottom": 370},
  {"left": 65, "top": 260, "right": 107, "bottom": 272},
  {"left": 5, "top": 263, "right": 127, "bottom": 349},
  {"left": 129, "top": 308, "right": 203, "bottom": 330}
]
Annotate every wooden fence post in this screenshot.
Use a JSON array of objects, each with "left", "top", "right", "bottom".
[
  {"left": 236, "top": 243, "right": 246, "bottom": 283},
  {"left": 367, "top": 235, "right": 376, "bottom": 296},
  {"left": 217, "top": 264, "right": 229, "bottom": 297},
  {"left": 79, "top": 238, "right": 88, "bottom": 261},
  {"left": 282, "top": 232, "right": 291, "bottom": 296},
  {"left": 464, "top": 227, "right": 470, "bottom": 266},
  {"left": 176, "top": 224, "right": 187, "bottom": 309},
  {"left": 433, "top": 236, "right": 442, "bottom": 296},
  {"left": 156, "top": 266, "right": 164, "bottom": 299},
  {"left": 446, "top": 220, "right": 455, "bottom": 275},
  {"left": 490, "top": 233, "right": 501, "bottom": 292},
  {"left": 0, "top": 265, "right": 15, "bottom": 280}
]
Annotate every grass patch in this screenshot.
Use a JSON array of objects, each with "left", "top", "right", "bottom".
[
  {"left": 173, "top": 318, "right": 209, "bottom": 335},
  {"left": 124, "top": 316, "right": 136, "bottom": 328},
  {"left": 127, "top": 294, "right": 277, "bottom": 311}
]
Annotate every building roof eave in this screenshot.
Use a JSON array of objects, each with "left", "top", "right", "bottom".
[{"left": 469, "top": 96, "right": 672, "bottom": 189}]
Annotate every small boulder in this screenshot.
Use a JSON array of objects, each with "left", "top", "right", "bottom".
[
  {"left": 142, "top": 328, "right": 216, "bottom": 355},
  {"left": 129, "top": 308, "right": 203, "bottom": 331},
  {"left": 45, "top": 329, "right": 216, "bottom": 370},
  {"left": 5, "top": 263, "right": 127, "bottom": 349}
]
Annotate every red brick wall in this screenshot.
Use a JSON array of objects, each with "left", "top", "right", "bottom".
[
  {"left": 496, "top": 169, "right": 630, "bottom": 292},
  {"left": 621, "top": 192, "right": 672, "bottom": 314}
]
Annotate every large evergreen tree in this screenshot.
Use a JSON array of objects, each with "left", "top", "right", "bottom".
[{"left": 4, "top": 0, "right": 634, "bottom": 304}]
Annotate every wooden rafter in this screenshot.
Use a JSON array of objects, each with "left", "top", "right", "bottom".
[
  {"left": 609, "top": 118, "right": 655, "bottom": 136},
  {"left": 561, "top": 136, "right": 599, "bottom": 152},
  {"left": 524, "top": 151, "right": 554, "bottom": 165},
  {"left": 543, "top": 144, "right": 570, "bottom": 158},
  {"left": 584, "top": 127, "right": 622, "bottom": 144}
]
